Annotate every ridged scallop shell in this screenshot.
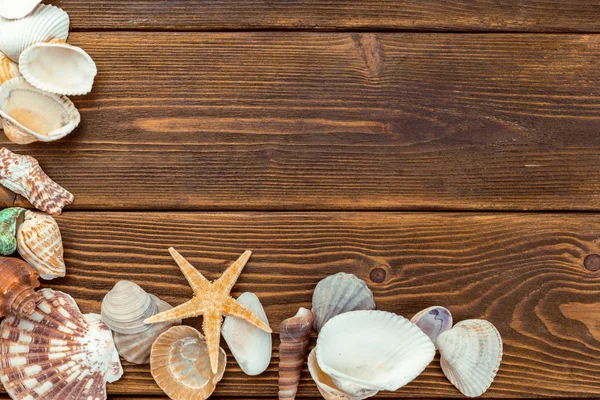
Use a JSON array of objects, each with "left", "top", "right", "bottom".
[
  {"left": 311, "top": 272, "right": 376, "bottom": 333},
  {"left": 0, "top": 289, "right": 123, "bottom": 400},
  {"left": 16, "top": 210, "right": 65, "bottom": 280},
  {"left": 0, "top": 51, "right": 20, "bottom": 86},
  {"left": 0, "top": 77, "right": 80, "bottom": 144},
  {"left": 0, "top": 0, "right": 41, "bottom": 19},
  {"left": 0, "top": 207, "right": 25, "bottom": 255},
  {"left": 438, "top": 319, "right": 503, "bottom": 398},
  {"left": 411, "top": 306, "right": 453, "bottom": 348},
  {"left": 308, "top": 349, "right": 377, "bottom": 400},
  {"left": 0, "top": 255, "right": 39, "bottom": 318},
  {"left": 0, "top": 4, "right": 69, "bottom": 62},
  {"left": 0, "top": 148, "right": 75, "bottom": 215},
  {"left": 20, "top": 40, "right": 97, "bottom": 96},
  {"left": 316, "top": 310, "right": 435, "bottom": 397},
  {"left": 151, "top": 325, "right": 226, "bottom": 400},
  {"left": 222, "top": 292, "right": 272, "bottom": 376}
]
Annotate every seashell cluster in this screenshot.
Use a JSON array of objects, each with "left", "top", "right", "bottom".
[
  {"left": 0, "top": 289, "right": 123, "bottom": 400},
  {"left": 102, "top": 280, "right": 181, "bottom": 364},
  {"left": 0, "top": 255, "right": 40, "bottom": 318}
]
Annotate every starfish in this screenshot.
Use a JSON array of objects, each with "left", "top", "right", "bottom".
[{"left": 144, "top": 247, "right": 272, "bottom": 373}]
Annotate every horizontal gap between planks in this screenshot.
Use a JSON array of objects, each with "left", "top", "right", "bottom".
[{"left": 57, "top": 209, "right": 600, "bottom": 214}]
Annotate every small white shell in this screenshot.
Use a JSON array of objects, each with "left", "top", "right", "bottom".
[
  {"left": 312, "top": 272, "right": 376, "bottom": 332},
  {"left": 316, "top": 310, "right": 435, "bottom": 397},
  {"left": 0, "top": 0, "right": 41, "bottom": 19},
  {"left": 222, "top": 292, "right": 272, "bottom": 376},
  {"left": 411, "top": 306, "right": 453, "bottom": 348},
  {"left": 438, "top": 319, "right": 503, "bottom": 398},
  {"left": 0, "top": 4, "right": 68, "bottom": 62},
  {"left": 0, "top": 77, "right": 80, "bottom": 144}
]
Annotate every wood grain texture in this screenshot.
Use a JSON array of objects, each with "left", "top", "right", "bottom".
[
  {"left": 2, "top": 32, "right": 600, "bottom": 211},
  {"left": 48, "top": 0, "right": 600, "bottom": 32},
  {"left": 0, "top": 211, "right": 596, "bottom": 398}
]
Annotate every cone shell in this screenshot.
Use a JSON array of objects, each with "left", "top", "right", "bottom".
[
  {"left": 0, "top": 255, "right": 40, "bottom": 318},
  {"left": 0, "top": 51, "right": 20, "bottom": 86},
  {"left": 0, "top": 77, "right": 80, "bottom": 144},
  {"left": 0, "top": 289, "right": 123, "bottom": 400},
  {"left": 438, "top": 319, "right": 503, "bottom": 398},
  {"left": 151, "top": 325, "right": 226, "bottom": 400},
  {"left": 0, "top": 0, "right": 41, "bottom": 19},
  {"left": 0, "top": 148, "right": 75, "bottom": 215},
  {"left": 278, "top": 307, "right": 314, "bottom": 400},
  {"left": 0, "top": 4, "right": 69, "bottom": 62},
  {"left": 311, "top": 272, "right": 375, "bottom": 332},
  {"left": 20, "top": 40, "right": 97, "bottom": 96},
  {"left": 411, "top": 306, "right": 453, "bottom": 348},
  {"left": 316, "top": 310, "right": 435, "bottom": 397},
  {"left": 0, "top": 207, "right": 25, "bottom": 255},
  {"left": 16, "top": 210, "right": 65, "bottom": 280}
]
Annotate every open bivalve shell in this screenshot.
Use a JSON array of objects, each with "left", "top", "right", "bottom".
[
  {"left": 20, "top": 39, "right": 97, "bottom": 96},
  {"left": 151, "top": 325, "right": 226, "bottom": 400},
  {"left": 0, "top": 288, "right": 123, "bottom": 400},
  {"left": 411, "top": 306, "right": 453, "bottom": 348},
  {"left": 311, "top": 272, "right": 376, "bottom": 332},
  {"left": 0, "top": 51, "right": 20, "bottom": 86},
  {"left": 437, "top": 319, "right": 502, "bottom": 398},
  {"left": 316, "top": 310, "right": 435, "bottom": 397},
  {"left": 0, "top": 0, "right": 41, "bottom": 19},
  {"left": 0, "top": 77, "right": 80, "bottom": 144},
  {"left": 0, "top": 4, "right": 69, "bottom": 62}
]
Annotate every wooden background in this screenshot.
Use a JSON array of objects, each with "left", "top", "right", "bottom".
[{"left": 2, "top": 0, "right": 600, "bottom": 398}]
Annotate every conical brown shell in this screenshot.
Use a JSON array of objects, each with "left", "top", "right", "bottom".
[{"left": 0, "top": 255, "right": 39, "bottom": 318}]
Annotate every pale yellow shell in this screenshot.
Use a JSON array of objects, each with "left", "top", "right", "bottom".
[{"left": 0, "top": 51, "right": 20, "bottom": 86}]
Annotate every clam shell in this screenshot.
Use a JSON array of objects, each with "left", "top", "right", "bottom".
[
  {"left": 16, "top": 210, "right": 65, "bottom": 280},
  {"left": 222, "top": 292, "right": 272, "bottom": 376},
  {"left": 151, "top": 325, "right": 226, "bottom": 400},
  {"left": 0, "top": 207, "right": 25, "bottom": 255},
  {"left": 316, "top": 310, "right": 435, "bottom": 397},
  {"left": 312, "top": 272, "right": 376, "bottom": 333},
  {"left": 308, "top": 349, "right": 378, "bottom": 400},
  {"left": 0, "top": 255, "right": 40, "bottom": 318},
  {"left": 0, "top": 0, "right": 41, "bottom": 19},
  {"left": 0, "top": 77, "right": 80, "bottom": 144},
  {"left": 0, "top": 4, "right": 69, "bottom": 62},
  {"left": 20, "top": 40, "right": 97, "bottom": 96},
  {"left": 0, "top": 289, "right": 123, "bottom": 400},
  {"left": 438, "top": 319, "right": 503, "bottom": 398},
  {"left": 411, "top": 306, "right": 453, "bottom": 348},
  {"left": 0, "top": 51, "right": 20, "bottom": 86}
]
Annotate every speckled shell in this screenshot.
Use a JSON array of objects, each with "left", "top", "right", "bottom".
[
  {"left": 278, "top": 307, "right": 314, "bottom": 400},
  {"left": 0, "top": 148, "right": 74, "bottom": 215},
  {"left": 0, "top": 255, "right": 39, "bottom": 318},
  {"left": 411, "top": 306, "right": 453, "bottom": 348},
  {"left": 16, "top": 210, "right": 65, "bottom": 280},
  {"left": 0, "top": 207, "right": 25, "bottom": 255},
  {"left": 0, "top": 289, "right": 123, "bottom": 400},
  {"left": 0, "top": 51, "right": 20, "bottom": 86},
  {"left": 438, "top": 319, "right": 503, "bottom": 398},
  {"left": 151, "top": 325, "right": 226, "bottom": 400},
  {"left": 0, "top": 0, "right": 41, "bottom": 19},
  {"left": 311, "top": 272, "right": 376, "bottom": 332}
]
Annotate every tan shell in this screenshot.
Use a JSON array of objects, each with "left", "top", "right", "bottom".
[
  {"left": 437, "top": 319, "right": 503, "bottom": 398},
  {"left": 0, "top": 289, "right": 123, "bottom": 400},
  {"left": 0, "top": 148, "right": 74, "bottom": 215},
  {"left": 16, "top": 210, "right": 65, "bottom": 280},
  {"left": 0, "top": 51, "right": 20, "bottom": 86},
  {"left": 151, "top": 325, "right": 226, "bottom": 400},
  {"left": 0, "top": 255, "right": 40, "bottom": 318},
  {"left": 278, "top": 307, "right": 314, "bottom": 400}
]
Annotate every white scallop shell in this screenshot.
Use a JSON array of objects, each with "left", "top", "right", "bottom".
[
  {"left": 0, "top": 4, "right": 69, "bottom": 62},
  {"left": 0, "top": 289, "right": 123, "bottom": 400},
  {"left": 0, "top": 77, "right": 80, "bottom": 144},
  {"left": 20, "top": 41, "right": 97, "bottom": 96},
  {"left": 222, "top": 292, "right": 272, "bottom": 376},
  {"left": 437, "top": 319, "right": 503, "bottom": 398},
  {"left": 411, "top": 306, "right": 453, "bottom": 348},
  {"left": 0, "top": 0, "right": 41, "bottom": 19},
  {"left": 312, "top": 272, "right": 376, "bottom": 332},
  {"left": 316, "top": 310, "right": 435, "bottom": 397}
]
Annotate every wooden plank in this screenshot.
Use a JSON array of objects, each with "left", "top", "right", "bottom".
[
  {"left": 0, "top": 211, "right": 597, "bottom": 397},
  {"left": 3, "top": 32, "right": 600, "bottom": 211},
  {"left": 47, "top": 0, "right": 600, "bottom": 32}
]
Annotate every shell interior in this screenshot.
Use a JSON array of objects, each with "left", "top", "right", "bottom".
[
  {"left": 0, "top": 0, "right": 41, "bottom": 19},
  {"left": 411, "top": 306, "right": 453, "bottom": 348}
]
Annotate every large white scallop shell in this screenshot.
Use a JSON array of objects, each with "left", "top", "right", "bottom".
[
  {"left": 0, "top": 77, "right": 80, "bottom": 144},
  {"left": 20, "top": 40, "right": 97, "bottom": 96},
  {"left": 0, "top": 4, "right": 69, "bottom": 62},
  {"left": 316, "top": 310, "right": 435, "bottom": 397},
  {"left": 222, "top": 292, "right": 272, "bottom": 376},
  {"left": 411, "top": 306, "right": 453, "bottom": 348},
  {"left": 437, "top": 319, "right": 503, "bottom": 398},
  {"left": 0, "top": 0, "right": 41, "bottom": 19},
  {"left": 0, "top": 288, "right": 123, "bottom": 400},
  {"left": 311, "top": 272, "right": 376, "bottom": 332}
]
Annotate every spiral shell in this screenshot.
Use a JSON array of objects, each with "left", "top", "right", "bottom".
[
  {"left": 0, "top": 255, "right": 39, "bottom": 318},
  {"left": 0, "top": 207, "right": 25, "bottom": 255}
]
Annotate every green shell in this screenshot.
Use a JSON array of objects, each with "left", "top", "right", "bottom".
[{"left": 0, "top": 207, "right": 26, "bottom": 255}]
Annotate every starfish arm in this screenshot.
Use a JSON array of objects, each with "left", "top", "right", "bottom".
[
  {"left": 169, "top": 247, "right": 211, "bottom": 293},
  {"left": 223, "top": 296, "right": 272, "bottom": 333},
  {"left": 203, "top": 311, "right": 224, "bottom": 374},
  {"left": 143, "top": 300, "right": 205, "bottom": 324},
  {"left": 213, "top": 250, "right": 252, "bottom": 295}
]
